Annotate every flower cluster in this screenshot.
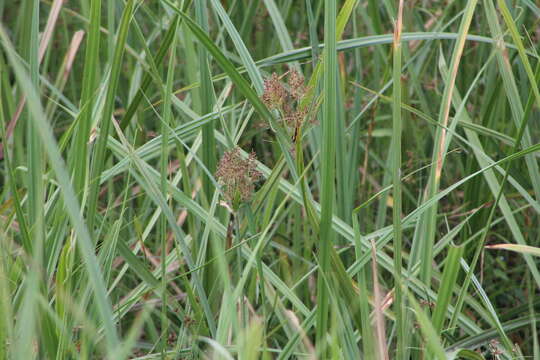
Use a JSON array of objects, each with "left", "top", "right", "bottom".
[
  {"left": 216, "top": 147, "right": 262, "bottom": 209},
  {"left": 262, "top": 73, "right": 287, "bottom": 110},
  {"left": 261, "top": 69, "right": 310, "bottom": 133},
  {"left": 287, "top": 69, "right": 306, "bottom": 101}
]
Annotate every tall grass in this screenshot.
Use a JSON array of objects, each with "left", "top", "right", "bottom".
[
  {"left": 316, "top": 0, "right": 337, "bottom": 357},
  {"left": 0, "top": 0, "right": 539, "bottom": 359}
]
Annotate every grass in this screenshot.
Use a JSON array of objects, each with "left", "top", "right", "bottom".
[{"left": 1, "top": 0, "right": 540, "bottom": 359}]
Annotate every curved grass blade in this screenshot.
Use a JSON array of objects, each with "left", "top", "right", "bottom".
[
  {"left": 0, "top": 25, "right": 121, "bottom": 354},
  {"left": 485, "top": 244, "right": 540, "bottom": 257}
]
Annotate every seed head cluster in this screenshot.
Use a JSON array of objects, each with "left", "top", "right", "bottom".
[
  {"left": 261, "top": 70, "right": 309, "bottom": 131},
  {"left": 287, "top": 69, "right": 306, "bottom": 101},
  {"left": 216, "top": 147, "right": 262, "bottom": 207},
  {"left": 262, "top": 73, "right": 287, "bottom": 110}
]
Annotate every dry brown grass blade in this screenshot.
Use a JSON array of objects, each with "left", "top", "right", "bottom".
[
  {"left": 38, "top": 0, "right": 64, "bottom": 60},
  {"left": 63, "top": 31, "right": 85, "bottom": 83}
]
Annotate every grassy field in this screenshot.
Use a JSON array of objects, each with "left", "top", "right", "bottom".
[{"left": 1, "top": 0, "right": 540, "bottom": 358}]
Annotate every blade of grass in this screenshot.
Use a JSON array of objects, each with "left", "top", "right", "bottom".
[
  {"left": 431, "top": 245, "right": 463, "bottom": 335},
  {"left": 315, "top": 0, "right": 337, "bottom": 356},
  {"left": 447, "top": 19, "right": 540, "bottom": 337},
  {"left": 23, "top": 0, "right": 43, "bottom": 255},
  {"left": 460, "top": 259, "right": 515, "bottom": 354},
  {"left": 0, "top": 25, "right": 121, "bottom": 355},
  {"left": 415, "top": 0, "right": 478, "bottom": 285},
  {"left": 86, "top": 0, "right": 135, "bottom": 233},
  {"left": 161, "top": 0, "right": 298, "bottom": 179},
  {"left": 497, "top": 0, "right": 540, "bottom": 109},
  {"left": 371, "top": 240, "right": 389, "bottom": 360},
  {"left": 0, "top": 235, "right": 14, "bottom": 360},
  {"left": 120, "top": 0, "right": 193, "bottom": 131},
  {"left": 259, "top": 32, "right": 535, "bottom": 67},
  {"left": 407, "top": 291, "right": 447, "bottom": 360},
  {"left": 5, "top": 0, "right": 63, "bottom": 140},
  {"left": 262, "top": 0, "right": 295, "bottom": 55},
  {"left": 110, "top": 119, "right": 218, "bottom": 337},
  {"left": 305, "top": 0, "right": 320, "bottom": 67},
  {"left": 391, "top": 1, "right": 405, "bottom": 358},
  {"left": 159, "top": 13, "right": 179, "bottom": 355},
  {"left": 195, "top": 1, "right": 217, "bottom": 202},
  {"left": 485, "top": 244, "right": 540, "bottom": 257},
  {"left": 16, "top": 1, "right": 45, "bottom": 355},
  {"left": 484, "top": 0, "right": 540, "bottom": 201},
  {"left": 69, "top": 0, "right": 101, "bottom": 198},
  {"left": 0, "top": 66, "right": 31, "bottom": 252},
  {"left": 209, "top": 0, "right": 264, "bottom": 93}
]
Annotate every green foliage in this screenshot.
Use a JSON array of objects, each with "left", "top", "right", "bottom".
[{"left": 0, "top": 0, "right": 539, "bottom": 358}]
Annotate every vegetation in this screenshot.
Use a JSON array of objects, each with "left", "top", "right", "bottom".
[{"left": 0, "top": 0, "right": 539, "bottom": 358}]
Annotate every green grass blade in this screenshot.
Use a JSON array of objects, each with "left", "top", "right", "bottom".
[
  {"left": 391, "top": 2, "right": 405, "bottom": 357},
  {"left": 416, "top": 0, "right": 479, "bottom": 285},
  {"left": 407, "top": 291, "right": 447, "bottom": 360},
  {"left": 86, "top": 0, "right": 136, "bottom": 232},
  {"left": 316, "top": 0, "right": 337, "bottom": 355},
  {"left": 0, "top": 25, "right": 121, "bottom": 354},
  {"left": 431, "top": 245, "right": 463, "bottom": 335},
  {"left": 195, "top": 1, "right": 217, "bottom": 201},
  {"left": 69, "top": 0, "right": 101, "bottom": 197},
  {"left": 209, "top": 0, "right": 264, "bottom": 93}
]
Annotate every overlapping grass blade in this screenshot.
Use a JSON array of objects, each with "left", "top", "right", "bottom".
[
  {"left": 0, "top": 25, "right": 120, "bottom": 355},
  {"left": 315, "top": 0, "right": 337, "bottom": 355}
]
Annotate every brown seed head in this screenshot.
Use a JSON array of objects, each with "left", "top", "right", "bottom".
[
  {"left": 288, "top": 69, "right": 306, "bottom": 100},
  {"left": 283, "top": 108, "right": 308, "bottom": 129},
  {"left": 216, "top": 148, "right": 262, "bottom": 207},
  {"left": 262, "top": 73, "right": 286, "bottom": 110}
]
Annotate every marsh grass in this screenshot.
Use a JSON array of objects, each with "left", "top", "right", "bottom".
[{"left": 0, "top": 0, "right": 539, "bottom": 359}]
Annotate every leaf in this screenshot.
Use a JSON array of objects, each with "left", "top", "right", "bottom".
[{"left": 485, "top": 244, "right": 540, "bottom": 257}]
